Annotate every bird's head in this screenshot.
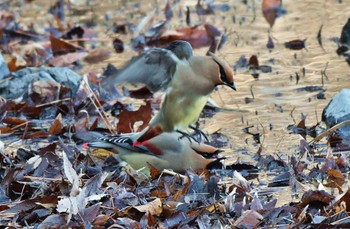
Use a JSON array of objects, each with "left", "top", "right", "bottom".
[{"left": 209, "top": 52, "right": 236, "bottom": 91}]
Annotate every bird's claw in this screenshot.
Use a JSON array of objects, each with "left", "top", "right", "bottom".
[
  {"left": 176, "top": 130, "right": 195, "bottom": 143},
  {"left": 189, "top": 125, "right": 209, "bottom": 143}
]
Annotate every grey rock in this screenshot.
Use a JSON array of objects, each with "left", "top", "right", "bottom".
[
  {"left": 0, "top": 66, "right": 82, "bottom": 99},
  {"left": 322, "top": 88, "right": 350, "bottom": 139},
  {"left": 0, "top": 52, "right": 10, "bottom": 80}
]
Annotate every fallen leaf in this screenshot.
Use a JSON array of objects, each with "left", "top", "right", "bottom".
[
  {"left": 0, "top": 126, "right": 13, "bottom": 135},
  {"left": 325, "top": 169, "right": 345, "bottom": 193},
  {"left": 2, "top": 117, "right": 27, "bottom": 126},
  {"left": 50, "top": 35, "right": 83, "bottom": 55},
  {"left": 37, "top": 214, "right": 66, "bottom": 228},
  {"left": 7, "top": 57, "right": 26, "bottom": 72},
  {"left": 133, "top": 198, "right": 162, "bottom": 216},
  {"left": 262, "top": 0, "right": 282, "bottom": 27},
  {"left": 30, "top": 79, "right": 60, "bottom": 105},
  {"left": 48, "top": 114, "right": 63, "bottom": 135},
  {"left": 129, "top": 86, "right": 154, "bottom": 99},
  {"left": 84, "top": 47, "right": 111, "bottom": 63},
  {"left": 93, "top": 214, "right": 111, "bottom": 226},
  {"left": 299, "top": 190, "right": 333, "bottom": 215},
  {"left": 49, "top": 52, "right": 88, "bottom": 67},
  {"left": 62, "top": 152, "right": 80, "bottom": 196},
  {"left": 285, "top": 39, "right": 306, "bottom": 50},
  {"left": 25, "top": 131, "right": 48, "bottom": 139},
  {"left": 113, "top": 38, "right": 124, "bottom": 53},
  {"left": 117, "top": 101, "right": 152, "bottom": 133},
  {"left": 233, "top": 210, "right": 264, "bottom": 228},
  {"left": 149, "top": 163, "right": 161, "bottom": 180}
]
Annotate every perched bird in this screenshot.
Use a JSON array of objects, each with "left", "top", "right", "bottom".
[
  {"left": 86, "top": 131, "right": 223, "bottom": 175},
  {"left": 102, "top": 40, "right": 193, "bottom": 92},
  {"left": 135, "top": 52, "right": 236, "bottom": 144}
]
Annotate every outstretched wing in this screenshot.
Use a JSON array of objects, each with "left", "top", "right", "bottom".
[{"left": 102, "top": 48, "right": 179, "bottom": 92}]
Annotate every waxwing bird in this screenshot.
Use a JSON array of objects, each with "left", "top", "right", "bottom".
[
  {"left": 86, "top": 132, "right": 223, "bottom": 175},
  {"left": 102, "top": 40, "right": 193, "bottom": 92},
  {"left": 135, "top": 52, "right": 236, "bottom": 144}
]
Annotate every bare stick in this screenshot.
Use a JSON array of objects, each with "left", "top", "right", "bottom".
[
  {"left": 81, "top": 77, "right": 114, "bottom": 134},
  {"left": 35, "top": 98, "right": 71, "bottom": 108},
  {"left": 311, "top": 120, "right": 350, "bottom": 143}
]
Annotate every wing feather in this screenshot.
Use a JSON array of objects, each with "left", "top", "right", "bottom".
[{"left": 102, "top": 48, "right": 179, "bottom": 92}]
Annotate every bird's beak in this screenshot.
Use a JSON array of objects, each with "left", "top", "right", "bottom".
[{"left": 224, "top": 82, "right": 237, "bottom": 91}]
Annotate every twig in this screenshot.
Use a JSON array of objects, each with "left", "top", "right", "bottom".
[
  {"left": 251, "top": 0, "right": 256, "bottom": 23},
  {"left": 23, "top": 176, "right": 66, "bottom": 182},
  {"left": 311, "top": 120, "right": 350, "bottom": 143},
  {"left": 290, "top": 107, "right": 296, "bottom": 124},
  {"left": 161, "top": 169, "right": 189, "bottom": 183},
  {"left": 250, "top": 84, "right": 255, "bottom": 99},
  {"left": 22, "top": 121, "right": 29, "bottom": 141},
  {"left": 35, "top": 98, "right": 71, "bottom": 108},
  {"left": 81, "top": 77, "right": 114, "bottom": 134}
]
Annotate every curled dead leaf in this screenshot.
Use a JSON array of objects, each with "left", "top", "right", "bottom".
[{"left": 133, "top": 198, "right": 162, "bottom": 216}]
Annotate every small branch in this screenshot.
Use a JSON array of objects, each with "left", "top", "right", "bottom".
[
  {"left": 23, "top": 176, "right": 66, "bottom": 182},
  {"left": 311, "top": 120, "right": 350, "bottom": 143},
  {"left": 35, "top": 98, "right": 71, "bottom": 108},
  {"left": 82, "top": 77, "right": 114, "bottom": 134},
  {"left": 161, "top": 169, "right": 189, "bottom": 183}
]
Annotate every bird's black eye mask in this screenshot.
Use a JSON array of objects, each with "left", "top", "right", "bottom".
[
  {"left": 213, "top": 59, "right": 236, "bottom": 90},
  {"left": 213, "top": 59, "right": 229, "bottom": 83}
]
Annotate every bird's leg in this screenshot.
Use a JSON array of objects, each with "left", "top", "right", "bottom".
[
  {"left": 189, "top": 124, "right": 209, "bottom": 142},
  {"left": 176, "top": 130, "right": 196, "bottom": 143}
]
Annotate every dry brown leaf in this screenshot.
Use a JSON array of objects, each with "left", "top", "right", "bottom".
[
  {"left": 233, "top": 210, "right": 264, "bottom": 228},
  {"left": 150, "top": 189, "right": 167, "bottom": 198},
  {"left": 25, "top": 131, "right": 48, "bottom": 139},
  {"left": 157, "top": 25, "right": 211, "bottom": 48},
  {"left": 7, "top": 57, "right": 26, "bottom": 72},
  {"left": 299, "top": 190, "right": 333, "bottom": 209},
  {"left": 148, "top": 162, "right": 161, "bottom": 180},
  {"left": 117, "top": 101, "right": 152, "bottom": 133},
  {"left": 133, "top": 198, "right": 162, "bottom": 216},
  {"left": 113, "top": 38, "right": 124, "bottom": 53},
  {"left": 285, "top": 39, "right": 306, "bottom": 50},
  {"left": 49, "top": 52, "right": 88, "bottom": 67},
  {"left": 84, "top": 47, "right": 111, "bottom": 64},
  {"left": 2, "top": 117, "right": 27, "bottom": 126},
  {"left": 48, "top": 114, "right": 63, "bottom": 135},
  {"left": 325, "top": 169, "right": 345, "bottom": 193},
  {"left": 262, "top": 0, "right": 281, "bottom": 27},
  {"left": 0, "top": 126, "right": 13, "bottom": 135},
  {"left": 93, "top": 214, "right": 112, "bottom": 226},
  {"left": 50, "top": 34, "right": 83, "bottom": 55}
]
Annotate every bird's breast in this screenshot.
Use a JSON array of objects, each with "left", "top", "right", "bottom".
[{"left": 173, "top": 95, "right": 209, "bottom": 130}]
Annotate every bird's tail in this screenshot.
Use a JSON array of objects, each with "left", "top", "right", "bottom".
[
  {"left": 133, "top": 125, "right": 164, "bottom": 147},
  {"left": 206, "top": 157, "right": 225, "bottom": 170}
]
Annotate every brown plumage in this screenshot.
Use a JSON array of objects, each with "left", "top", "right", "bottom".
[
  {"left": 135, "top": 52, "right": 236, "bottom": 144},
  {"left": 87, "top": 132, "right": 223, "bottom": 176}
]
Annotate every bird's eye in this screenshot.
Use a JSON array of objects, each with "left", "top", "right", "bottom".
[{"left": 214, "top": 59, "right": 229, "bottom": 83}]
